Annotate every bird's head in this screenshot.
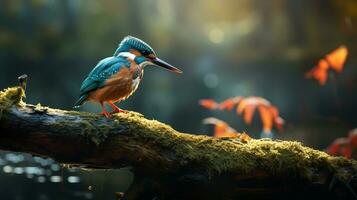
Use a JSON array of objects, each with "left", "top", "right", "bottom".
[{"left": 114, "top": 36, "right": 182, "bottom": 74}]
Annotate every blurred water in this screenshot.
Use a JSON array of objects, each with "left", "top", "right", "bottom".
[{"left": 0, "top": 151, "right": 132, "bottom": 200}]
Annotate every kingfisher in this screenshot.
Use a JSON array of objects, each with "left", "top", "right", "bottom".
[{"left": 74, "top": 36, "right": 182, "bottom": 118}]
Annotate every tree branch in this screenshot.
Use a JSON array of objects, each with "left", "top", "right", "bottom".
[{"left": 0, "top": 85, "right": 356, "bottom": 200}]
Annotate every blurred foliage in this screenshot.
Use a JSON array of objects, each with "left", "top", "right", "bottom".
[{"left": 0, "top": 0, "right": 356, "bottom": 199}]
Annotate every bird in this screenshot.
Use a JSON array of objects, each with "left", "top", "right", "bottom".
[{"left": 74, "top": 36, "right": 182, "bottom": 118}]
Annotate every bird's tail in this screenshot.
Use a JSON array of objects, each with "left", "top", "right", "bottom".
[{"left": 74, "top": 94, "right": 89, "bottom": 108}]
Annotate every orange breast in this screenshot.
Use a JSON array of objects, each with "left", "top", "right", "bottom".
[{"left": 89, "top": 67, "right": 136, "bottom": 103}]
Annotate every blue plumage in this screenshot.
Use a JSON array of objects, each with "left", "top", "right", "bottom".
[
  {"left": 74, "top": 56, "right": 130, "bottom": 107},
  {"left": 113, "top": 36, "right": 156, "bottom": 56},
  {"left": 75, "top": 35, "right": 181, "bottom": 117}
]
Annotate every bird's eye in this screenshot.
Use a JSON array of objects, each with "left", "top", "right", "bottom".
[{"left": 147, "top": 54, "right": 155, "bottom": 59}]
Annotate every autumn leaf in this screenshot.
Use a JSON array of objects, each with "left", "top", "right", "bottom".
[
  {"left": 305, "top": 60, "right": 329, "bottom": 85},
  {"left": 305, "top": 46, "right": 348, "bottom": 85},
  {"left": 235, "top": 97, "right": 283, "bottom": 134},
  {"left": 200, "top": 96, "right": 284, "bottom": 137},
  {"left": 325, "top": 45, "right": 348, "bottom": 73},
  {"left": 203, "top": 117, "right": 252, "bottom": 142},
  {"left": 326, "top": 138, "right": 348, "bottom": 156},
  {"left": 270, "top": 106, "right": 284, "bottom": 131},
  {"left": 219, "top": 96, "right": 242, "bottom": 110},
  {"left": 258, "top": 105, "right": 273, "bottom": 134},
  {"left": 203, "top": 117, "right": 238, "bottom": 138},
  {"left": 199, "top": 99, "right": 219, "bottom": 110},
  {"left": 326, "top": 128, "right": 356, "bottom": 159},
  {"left": 239, "top": 132, "right": 251, "bottom": 143}
]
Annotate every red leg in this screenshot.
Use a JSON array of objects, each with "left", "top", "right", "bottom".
[
  {"left": 108, "top": 102, "right": 127, "bottom": 113},
  {"left": 100, "top": 102, "right": 112, "bottom": 118}
]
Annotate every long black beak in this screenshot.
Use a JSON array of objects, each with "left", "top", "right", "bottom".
[{"left": 152, "top": 57, "right": 183, "bottom": 74}]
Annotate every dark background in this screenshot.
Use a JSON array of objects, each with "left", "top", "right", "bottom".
[{"left": 0, "top": 0, "right": 356, "bottom": 199}]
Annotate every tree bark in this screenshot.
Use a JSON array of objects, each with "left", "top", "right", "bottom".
[{"left": 0, "top": 86, "right": 356, "bottom": 200}]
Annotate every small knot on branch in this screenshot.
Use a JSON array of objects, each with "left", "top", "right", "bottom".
[{"left": 18, "top": 74, "right": 28, "bottom": 91}]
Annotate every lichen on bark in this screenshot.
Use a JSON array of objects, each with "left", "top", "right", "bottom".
[{"left": 0, "top": 87, "right": 25, "bottom": 118}]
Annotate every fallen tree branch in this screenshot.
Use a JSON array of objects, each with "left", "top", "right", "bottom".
[{"left": 0, "top": 85, "right": 356, "bottom": 200}]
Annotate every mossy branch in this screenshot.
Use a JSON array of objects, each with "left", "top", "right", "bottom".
[{"left": 0, "top": 85, "right": 356, "bottom": 199}]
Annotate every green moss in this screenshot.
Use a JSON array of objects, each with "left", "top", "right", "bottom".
[
  {"left": 110, "top": 112, "right": 357, "bottom": 182},
  {"left": 0, "top": 87, "right": 25, "bottom": 119},
  {"left": 1, "top": 86, "right": 356, "bottom": 183},
  {"left": 0, "top": 87, "right": 109, "bottom": 144}
]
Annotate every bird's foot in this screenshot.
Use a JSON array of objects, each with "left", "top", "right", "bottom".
[
  {"left": 101, "top": 110, "right": 112, "bottom": 118},
  {"left": 111, "top": 108, "right": 128, "bottom": 114},
  {"left": 108, "top": 102, "right": 128, "bottom": 114}
]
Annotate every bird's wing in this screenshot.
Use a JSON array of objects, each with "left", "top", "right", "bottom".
[{"left": 79, "top": 56, "right": 130, "bottom": 96}]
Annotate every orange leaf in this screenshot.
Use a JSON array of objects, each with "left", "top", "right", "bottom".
[
  {"left": 269, "top": 106, "right": 279, "bottom": 119},
  {"left": 341, "top": 146, "right": 352, "bottom": 158},
  {"left": 199, "top": 99, "right": 218, "bottom": 110},
  {"left": 326, "top": 138, "right": 348, "bottom": 156},
  {"left": 215, "top": 122, "right": 232, "bottom": 138},
  {"left": 205, "top": 96, "right": 284, "bottom": 136},
  {"left": 270, "top": 106, "right": 284, "bottom": 130},
  {"left": 243, "top": 104, "right": 256, "bottom": 124},
  {"left": 325, "top": 46, "right": 348, "bottom": 73},
  {"left": 236, "top": 99, "right": 247, "bottom": 115},
  {"left": 317, "top": 59, "right": 329, "bottom": 70},
  {"left": 305, "top": 46, "right": 348, "bottom": 85},
  {"left": 239, "top": 132, "right": 252, "bottom": 143},
  {"left": 219, "top": 96, "right": 242, "bottom": 110},
  {"left": 274, "top": 117, "right": 284, "bottom": 131},
  {"left": 258, "top": 105, "right": 273, "bottom": 133},
  {"left": 236, "top": 97, "right": 268, "bottom": 114},
  {"left": 203, "top": 118, "right": 238, "bottom": 138},
  {"left": 305, "top": 60, "right": 329, "bottom": 85}
]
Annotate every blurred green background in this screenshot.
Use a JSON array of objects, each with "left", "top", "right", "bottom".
[{"left": 0, "top": 0, "right": 356, "bottom": 199}]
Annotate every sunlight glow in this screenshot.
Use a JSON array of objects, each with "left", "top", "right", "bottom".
[{"left": 208, "top": 28, "right": 225, "bottom": 44}]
